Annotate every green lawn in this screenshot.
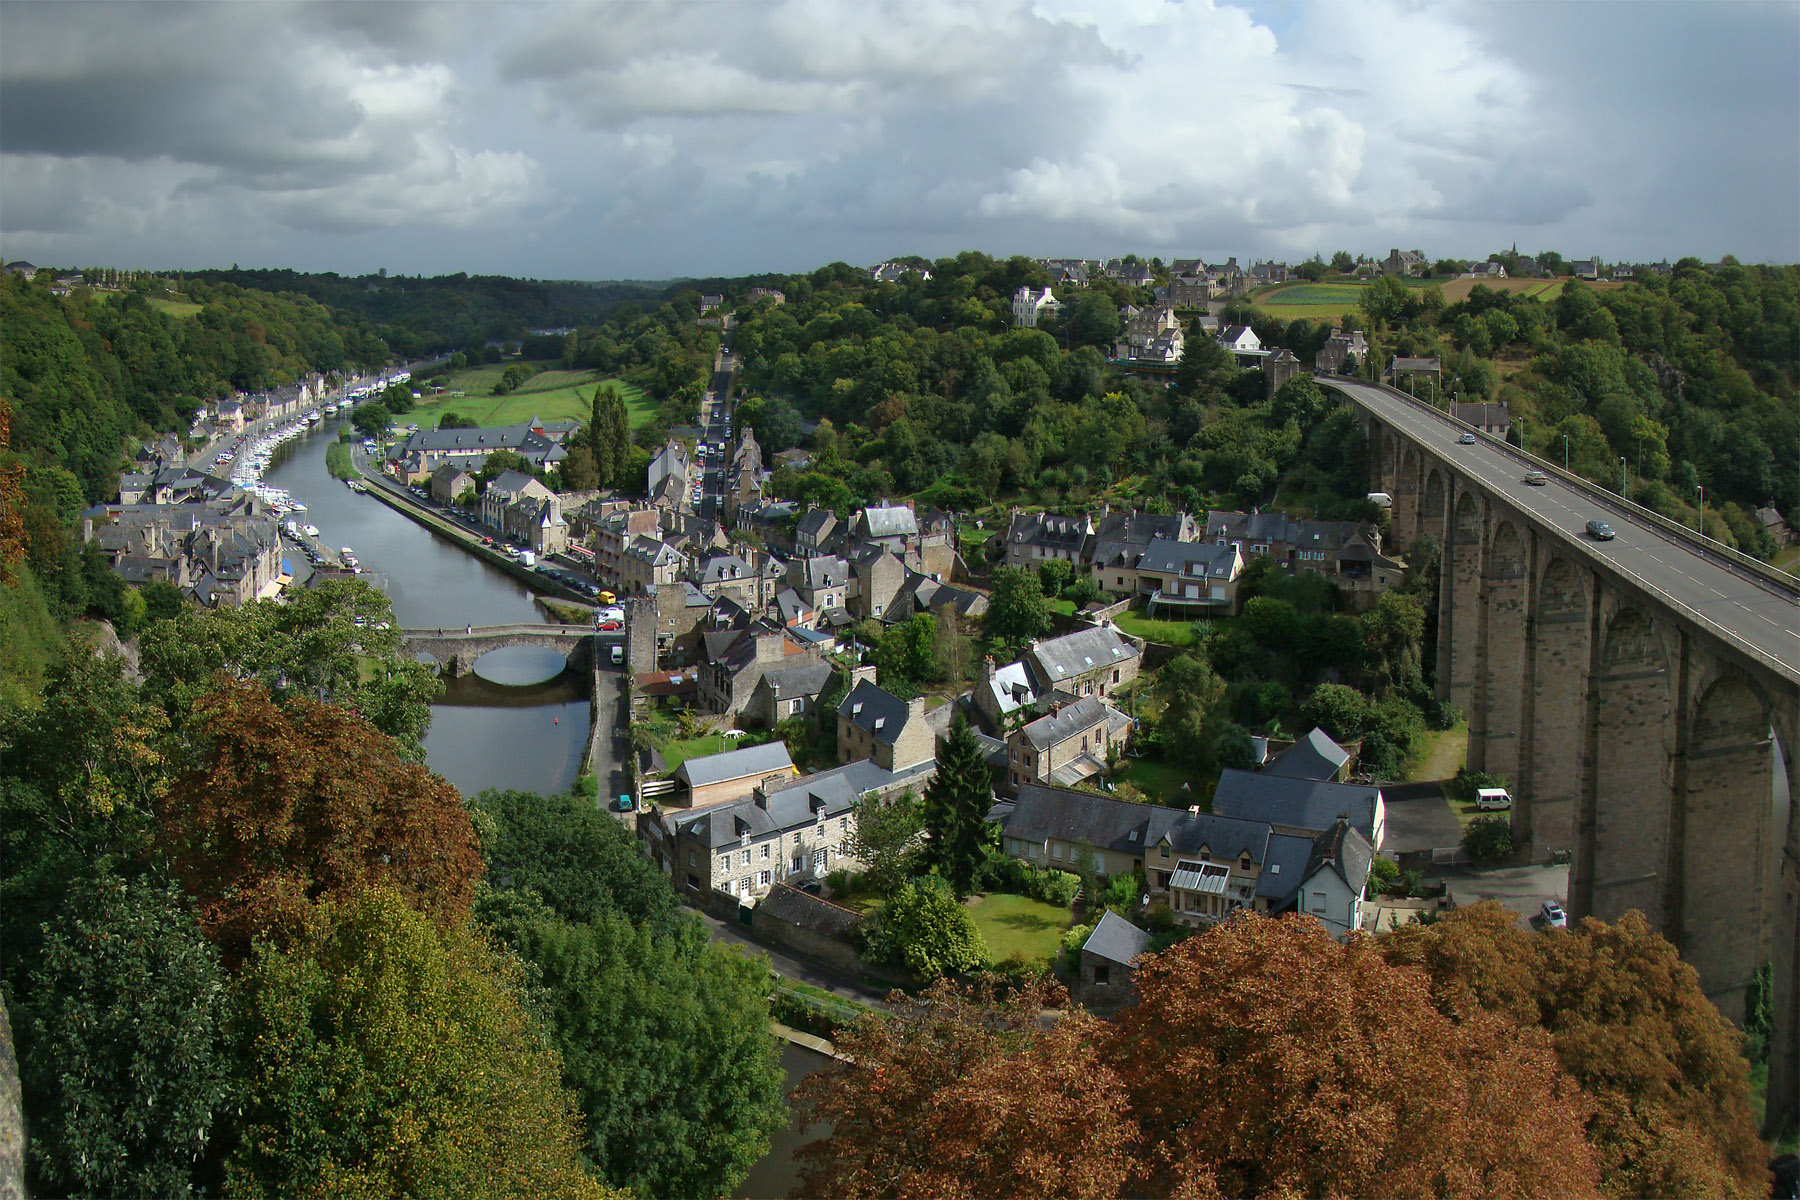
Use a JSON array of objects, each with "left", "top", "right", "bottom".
[
  {"left": 1120, "top": 755, "right": 1193, "bottom": 804},
  {"left": 965, "top": 893, "right": 1074, "bottom": 965},
  {"left": 1260, "top": 282, "right": 1367, "bottom": 308},
  {"left": 659, "top": 733, "right": 730, "bottom": 772},
  {"left": 1047, "top": 598, "right": 1078, "bottom": 617},
  {"left": 408, "top": 364, "right": 656, "bottom": 431},
  {"left": 1113, "top": 611, "right": 1198, "bottom": 647}
]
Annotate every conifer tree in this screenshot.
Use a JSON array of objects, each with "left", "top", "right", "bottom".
[{"left": 920, "top": 715, "right": 991, "bottom": 897}]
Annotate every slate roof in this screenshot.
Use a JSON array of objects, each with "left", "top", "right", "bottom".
[
  {"left": 676, "top": 741, "right": 795, "bottom": 788},
  {"left": 983, "top": 660, "right": 1039, "bottom": 717},
  {"left": 1086, "top": 511, "right": 1191, "bottom": 568},
  {"left": 796, "top": 509, "right": 838, "bottom": 543},
  {"left": 1017, "top": 696, "right": 1111, "bottom": 751},
  {"left": 860, "top": 503, "right": 918, "bottom": 539},
  {"left": 1025, "top": 626, "right": 1138, "bottom": 688},
  {"left": 693, "top": 552, "right": 756, "bottom": 585},
  {"left": 1262, "top": 728, "right": 1350, "bottom": 782},
  {"left": 1138, "top": 536, "right": 1238, "bottom": 578},
  {"left": 675, "top": 759, "right": 929, "bottom": 848},
  {"left": 1004, "top": 785, "right": 1278, "bottom": 867},
  {"left": 1205, "top": 511, "right": 1368, "bottom": 555},
  {"left": 1211, "top": 768, "right": 1380, "bottom": 845},
  {"left": 403, "top": 422, "right": 566, "bottom": 466},
  {"left": 760, "top": 660, "right": 834, "bottom": 701},
  {"left": 1303, "top": 818, "right": 1374, "bottom": 895},
  {"left": 838, "top": 680, "right": 910, "bottom": 747},
  {"left": 1082, "top": 910, "right": 1152, "bottom": 966},
  {"left": 1007, "top": 510, "right": 1091, "bottom": 555},
  {"left": 1257, "top": 832, "right": 1318, "bottom": 901},
  {"left": 757, "top": 883, "right": 861, "bottom": 938},
  {"left": 795, "top": 555, "right": 848, "bottom": 590}
]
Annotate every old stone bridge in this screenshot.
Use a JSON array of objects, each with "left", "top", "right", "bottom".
[
  {"left": 1326, "top": 377, "right": 1800, "bottom": 1127},
  {"left": 402, "top": 623, "right": 601, "bottom": 677}
]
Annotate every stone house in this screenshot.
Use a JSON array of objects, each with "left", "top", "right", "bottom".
[
  {"left": 1079, "top": 910, "right": 1153, "bottom": 1007},
  {"left": 886, "top": 570, "right": 987, "bottom": 624},
  {"left": 795, "top": 507, "right": 840, "bottom": 556},
  {"left": 976, "top": 657, "right": 1045, "bottom": 731},
  {"left": 690, "top": 549, "right": 781, "bottom": 612},
  {"left": 1085, "top": 507, "right": 1199, "bottom": 596},
  {"left": 1450, "top": 401, "right": 1511, "bottom": 438},
  {"left": 1381, "top": 248, "right": 1427, "bottom": 277},
  {"left": 618, "top": 535, "right": 685, "bottom": 596},
  {"left": 429, "top": 463, "right": 474, "bottom": 506},
  {"left": 788, "top": 555, "right": 850, "bottom": 616},
  {"left": 1167, "top": 275, "right": 1214, "bottom": 307},
  {"left": 1003, "top": 696, "right": 1132, "bottom": 792},
  {"left": 1755, "top": 506, "right": 1792, "bottom": 547},
  {"left": 837, "top": 680, "right": 939, "bottom": 772},
  {"left": 1136, "top": 536, "right": 1244, "bottom": 616},
  {"left": 593, "top": 508, "right": 663, "bottom": 586},
  {"left": 697, "top": 620, "right": 821, "bottom": 716},
  {"left": 89, "top": 494, "right": 284, "bottom": 609},
  {"left": 1264, "top": 347, "right": 1303, "bottom": 397},
  {"left": 1204, "top": 510, "right": 1387, "bottom": 581},
  {"left": 672, "top": 741, "right": 797, "bottom": 809},
  {"left": 745, "top": 660, "right": 838, "bottom": 728},
  {"left": 1022, "top": 625, "right": 1142, "bottom": 700},
  {"left": 1314, "top": 330, "right": 1369, "bottom": 375},
  {"left": 1003, "top": 509, "right": 1092, "bottom": 569},
  {"left": 1261, "top": 727, "right": 1353, "bottom": 782},
  {"left": 648, "top": 441, "right": 691, "bottom": 509},
  {"left": 397, "top": 420, "right": 568, "bottom": 482},
  {"left": 848, "top": 546, "right": 906, "bottom": 620}
]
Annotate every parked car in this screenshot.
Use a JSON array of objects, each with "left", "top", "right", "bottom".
[
  {"left": 796, "top": 879, "right": 823, "bottom": 896},
  {"left": 1523, "top": 469, "right": 1549, "bottom": 485},
  {"left": 596, "top": 619, "right": 623, "bottom": 631},
  {"left": 1457, "top": 431, "right": 1477, "bottom": 444},
  {"left": 1585, "top": 519, "right": 1616, "bottom": 541},
  {"left": 1540, "top": 900, "right": 1567, "bottom": 928}
]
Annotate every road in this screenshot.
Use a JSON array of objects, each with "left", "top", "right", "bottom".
[
  {"left": 1329, "top": 378, "right": 1800, "bottom": 683},
  {"left": 697, "top": 330, "right": 737, "bottom": 522}
]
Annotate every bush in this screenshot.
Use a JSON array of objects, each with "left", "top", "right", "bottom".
[
  {"left": 1447, "top": 767, "right": 1508, "bottom": 806},
  {"left": 824, "top": 867, "right": 856, "bottom": 899},
  {"left": 1369, "top": 856, "right": 1400, "bottom": 894},
  {"left": 1029, "top": 868, "right": 1080, "bottom": 907},
  {"left": 974, "top": 852, "right": 1079, "bottom": 907},
  {"left": 1462, "top": 816, "right": 1514, "bottom": 864},
  {"left": 1060, "top": 923, "right": 1094, "bottom": 972}
]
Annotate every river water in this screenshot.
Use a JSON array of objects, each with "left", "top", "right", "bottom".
[{"left": 260, "top": 418, "right": 588, "bottom": 797}]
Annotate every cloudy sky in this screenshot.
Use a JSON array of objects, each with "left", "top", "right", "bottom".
[{"left": 2, "top": 0, "right": 1795, "bottom": 279}]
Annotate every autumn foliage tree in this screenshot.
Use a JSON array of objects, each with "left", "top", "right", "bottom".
[
  {"left": 1381, "top": 902, "right": 1768, "bottom": 1199},
  {"left": 792, "top": 977, "right": 1136, "bottom": 1200},
  {"left": 156, "top": 679, "right": 482, "bottom": 962},
  {"left": 1108, "top": 914, "right": 1601, "bottom": 1199}
]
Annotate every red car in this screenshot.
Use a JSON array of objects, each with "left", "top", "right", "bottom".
[
  {"left": 596, "top": 619, "right": 623, "bottom": 631},
  {"left": 481, "top": 535, "right": 495, "bottom": 546}
]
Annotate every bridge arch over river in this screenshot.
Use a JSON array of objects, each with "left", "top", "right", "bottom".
[
  {"left": 1328, "top": 377, "right": 1800, "bottom": 1128},
  {"left": 402, "top": 623, "right": 600, "bottom": 677}
]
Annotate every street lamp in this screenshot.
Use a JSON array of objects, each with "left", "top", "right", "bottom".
[
  {"left": 1697, "top": 485, "right": 1704, "bottom": 535},
  {"left": 1563, "top": 434, "right": 1570, "bottom": 472},
  {"left": 1619, "top": 456, "right": 1627, "bottom": 496}
]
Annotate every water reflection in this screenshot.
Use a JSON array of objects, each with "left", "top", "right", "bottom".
[{"left": 734, "top": 1044, "right": 833, "bottom": 1200}]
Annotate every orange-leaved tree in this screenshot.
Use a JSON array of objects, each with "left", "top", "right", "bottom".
[
  {"left": 1109, "top": 913, "right": 1601, "bottom": 1200},
  {"left": 791, "top": 976, "right": 1136, "bottom": 1200},
  {"left": 1383, "top": 902, "right": 1768, "bottom": 1199},
  {"left": 156, "top": 678, "right": 481, "bottom": 964}
]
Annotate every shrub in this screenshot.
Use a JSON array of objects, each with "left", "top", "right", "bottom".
[
  {"left": 1448, "top": 767, "right": 1508, "bottom": 806},
  {"left": 1029, "top": 868, "right": 1080, "bottom": 908},
  {"left": 1060, "top": 923, "right": 1094, "bottom": 972},
  {"left": 1369, "top": 856, "right": 1400, "bottom": 894},
  {"left": 1462, "top": 816, "right": 1514, "bottom": 864}
]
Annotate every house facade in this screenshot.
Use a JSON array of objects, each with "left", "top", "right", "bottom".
[
  {"left": 837, "top": 680, "right": 938, "bottom": 772},
  {"left": 1004, "top": 696, "right": 1131, "bottom": 792},
  {"left": 1012, "top": 286, "right": 1063, "bottom": 328},
  {"left": 1137, "top": 536, "right": 1244, "bottom": 616},
  {"left": 1022, "top": 625, "right": 1142, "bottom": 700}
]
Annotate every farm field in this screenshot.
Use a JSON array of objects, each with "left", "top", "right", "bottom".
[
  {"left": 407, "top": 363, "right": 655, "bottom": 430},
  {"left": 1431, "top": 275, "right": 1621, "bottom": 304},
  {"left": 145, "top": 296, "right": 203, "bottom": 318}
]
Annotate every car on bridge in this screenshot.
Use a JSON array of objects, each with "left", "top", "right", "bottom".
[
  {"left": 1585, "top": 519, "right": 1616, "bottom": 541},
  {"left": 1457, "top": 431, "right": 1476, "bottom": 444},
  {"left": 1523, "top": 469, "right": 1549, "bottom": 486}
]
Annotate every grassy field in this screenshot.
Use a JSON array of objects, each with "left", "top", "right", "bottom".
[
  {"left": 1260, "top": 282, "right": 1367, "bottom": 308},
  {"left": 1047, "top": 598, "right": 1078, "bottom": 617},
  {"left": 965, "top": 893, "right": 1073, "bottom": 965},
  {"left": 658, "top": 733, "right": 731, "bottom": 772},
  {"left": 408, "top": 363, "right": 657, "bottom": 431},
  {"left": 146, "top": 296, "right": 203, "bottom": 318},
  {"left": 1113, "top": 610, "right": 1199, "bottom": 647},
  {"left": 1432, "top": 276, "right": 1614, "bottom": 305}
]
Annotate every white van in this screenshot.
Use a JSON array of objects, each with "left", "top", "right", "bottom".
[
  {"left": 1475, "top": 787, "right": 1513, "bottom": 811},
  {"left": 609, "top": 645, "right": 624, "bottom": 666}
]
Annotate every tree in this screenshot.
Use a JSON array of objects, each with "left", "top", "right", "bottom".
[
  {"left": 859, "top": 876, "right": 988, "bottom": 977},
  {"left": 1155, "top": 651, "right": 1225, "bottom": 772},
  {"left": 875, "top": 611, "right": 937, "bottom": 684},
  {"left": 920, "top": 716, "right": 993, "bottom": 897},
  {"left": 845, "top": 788, "right": 925, "bottom": 896},
  {"left": 1270, "top": 376, "right": 1329, "bottom": 430},
  {"left": 930, "top": 605, "right": 973, "bottom": 682},
  {"left": 474, "top": 787, "right": 676, "bottom": 929},
  {"left": 350, "top": 402, "right": 389, "bottom": 439},
  {"left": 1331, "top": 250, "right": 1355, "bottom": 273},
  {"left": 1065, "top": 292, "right": 1123, "bottom": 350},
  {"left": 1461, "top": 815, "right": 1513, "bottom": 863},
  {"left": 983, "top": 566, "right": 1049, "bottom": 650},
  {"left": 1300, "top": 681, "right": 1369, "bottom": 740},
  {"left": 558, "top": 443, "right": 599, "bottom": 491},
  {"left": 155, "top": 680, "right": 483, "bottom": 963},
  {"left": 1108, "top": 914, "right": 1601, "bottom": 1199},
  {"left": 19, "top": 872, "right": 233, "bottom": 1199},
  {"left": 1037, "top": 557, "right": 1073, "bottom": 598},
  {"left": 438, "top": 410, "right": 475, "bottom": 428},
  {"left": 791, "top": 977, "right": 1135, "bottom": 1200},
  {"left": 482, "top": 893, "right": 786, "bottom": 1199},
  {"left": 1382, "top": 904, "right": 1767, "bottom": 1199},
  {"left": 136, "top": 577, "right": 440, "bottom": 751},
  {"left": 228, "top": 889, "right": 612, "bottom": 1200}
]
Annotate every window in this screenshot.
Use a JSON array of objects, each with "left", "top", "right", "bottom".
[
  {"left": 792, "top": 854, "right": 804, "bottom": 872},
  {"left": 789, "top": 698, "right": 804, "bottom": 715},
  {"left": 760, "top": 843, "right": 771, "bottom": 860},
  {"left": 741, "top": 849, "right": 753, "bottom": 869},
  {"left": 1094, "top": 964, "right": 1111, "bottom": 986},
  {"left": 758, "top": 871, "right": 771, "bottom": 887},
  {"left": 1311, "top": 891, "right": 1326, "bottom": 913},
  {"left": 686, "top": 850, "right": 697, "bottom": 867},
  {"left": 1051, "top": 843, "right": 1063, "bottom": 861},
  {"left": 719, "top": 855, "right": 731, "bottom": 876}
]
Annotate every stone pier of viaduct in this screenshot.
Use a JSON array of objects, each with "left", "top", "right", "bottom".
[{"left": 1342, "top": 379, "right": 1800, "bottom": 1130}]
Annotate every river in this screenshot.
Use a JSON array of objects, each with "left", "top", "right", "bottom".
[{"left": 260, "top": 417, "right": 589, "bottom": 797}]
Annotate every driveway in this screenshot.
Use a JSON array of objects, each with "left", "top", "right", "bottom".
[
  {"left": 1380, "top": 781, "right": 1463, "bottom": 853},
  {"left": 1444, "top": 862, "right": 1569, "bottom": 929}
]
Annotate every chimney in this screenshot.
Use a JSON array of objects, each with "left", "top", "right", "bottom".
[
  {"left": 755, "top": 631, "right": 786, "bottom": 664},
  {"left": 906, "top": 695, "right": 927, "bottom": 724},
  {"left": 1189, "top": 805, "right": 1202, "bottom": 817},
  {"left": 982, "top": 654, "right": 996, "bottom": 683},
  {"left": 851, "top": 664, "right": 878, "bottom": 688}
]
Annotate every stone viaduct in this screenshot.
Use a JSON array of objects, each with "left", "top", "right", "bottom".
[
  {"left": 1326, "top": 378, "right": 1800, "bottom": 1128},
  {"left": 401, "top": 623, "right": 599, "bottom": 677}
]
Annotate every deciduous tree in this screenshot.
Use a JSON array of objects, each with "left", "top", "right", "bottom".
[
  {"left": 1109, "top": 914, "right": 1601, "bottom": 1199},
  {"left": 845, "top": 788, "right": 924, "bottom": 896},
  {"left": 474, "top": 786, "right": 676, "bottom": 929},
  {"left": 792, "top": 977, "right": 1135, "bottom": 1200},
  {"left": 227, "top": 889, "right": 612, "bottom": 1200},
  {"left": 859, "top": 876, "right": 987, "bottom": 977},
  {"left": 156, "top": 679, "right": 482, "bottom": 963},
  {"left": 20, "top": 872, "right": 233, "bottom": 1199},
  {"left": 983, "top": 566, "right": 1049, "bottom": 650}
]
